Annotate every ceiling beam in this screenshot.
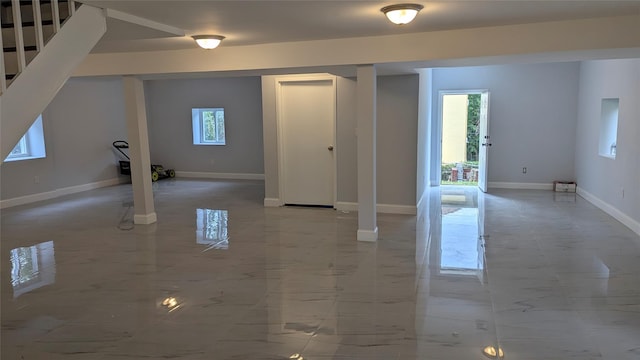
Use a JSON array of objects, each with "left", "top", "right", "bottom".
[
  {"left": 74, "top": 14, "right": 640, "bottom": 77},
  {"left": 105, "top": 8, "right": 185, "bottom": 37}
]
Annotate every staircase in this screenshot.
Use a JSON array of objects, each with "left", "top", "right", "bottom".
[
  {"left": 1, "top": 0, "right": 76, "bottom": 90},
  {"left": 0, "top": 0, "right": 107, "bottom": 160}
]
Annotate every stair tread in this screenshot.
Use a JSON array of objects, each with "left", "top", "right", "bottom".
[
  {"left": 3, "top": 45, "right": 38, "bottom": 51},
  {"left": 1, "top": 19, "right": 64, "bottom": 28},
  {"left": 1, "top": 0, "right": 69, "bottom": 7}
]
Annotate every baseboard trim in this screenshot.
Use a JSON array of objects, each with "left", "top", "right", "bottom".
[
  {"left": 335, "top": 201, "right": 416, "bottom": 215},
  {"left": 175, "top": 171, "right": 264, "bottom": 180},
  {"left": 335, "top": 202, "right": 358, "bottom": 212},
  {"left": 357, "top": 227, "right": 378, "bottom": 242},
  {"left": 0, "top": 177, "right": 126, "bottom": 209},
  {"left": 576, "top": 187, "right": 640, "bottom": 237},
  {"left": 134, "top": 212, "right": 157, "bottom": 225},
  {"left": 378, "top": 203, "right": 417, "bottom": 215},
  {"left": 488, "top": 182, "right": 553, "bottom": 190},
  {"left": 264, "top": 198, "right": 281, "bottom": 207}
]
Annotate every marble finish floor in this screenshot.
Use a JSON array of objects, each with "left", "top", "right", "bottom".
[{"left": 1, "top": 179, "right": 639, "bottom": 359}]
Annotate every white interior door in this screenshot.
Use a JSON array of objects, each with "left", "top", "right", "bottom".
[
  {"left": 478, "top": 91, "right": 490, "bottom": 192},
  {"left": 279, "top": 78, "right": 335, "bottom": 206}
]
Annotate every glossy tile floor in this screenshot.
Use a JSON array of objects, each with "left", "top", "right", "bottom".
[{"left": 2, "top": 180, "right": 639, "bottom": 359}]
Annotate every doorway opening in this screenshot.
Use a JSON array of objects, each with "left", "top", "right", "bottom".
[{"left": 439, "top": 90, "right": 490, "bottom": 191}]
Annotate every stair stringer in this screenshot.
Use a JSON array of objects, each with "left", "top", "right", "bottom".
[{"left": 1, "top": 5, "right": 107, "bottom": 160}]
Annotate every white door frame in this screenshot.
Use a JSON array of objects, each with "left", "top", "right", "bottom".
[
  {"left": 477, "top": 91, "right": 490, "bottom": 192},
  {"left": 436, "top": 89, "right": 490, "bottom": 189},
  {"left": 275, "top": 74, "right": 337, "bottom": 207}
]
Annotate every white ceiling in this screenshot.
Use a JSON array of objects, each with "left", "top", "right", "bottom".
[{"left": 80, "top": 1, "right": 640, "bottom": 54}]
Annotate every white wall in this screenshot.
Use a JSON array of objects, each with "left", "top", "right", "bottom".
[
  {"left": 575, "top": 59, "right": 640, "bottom": 233},
  {"left": 432, "top": 62, "right": 580, "bottom": 186},
  {"left": 261, "top": 74, "right": 418, "bottom": 207},
  {"left": 1, "top": 77, "right": 128, "bottom": 200},
  {"left": 144, "top": 77, "right": 264, "bottom": 175}
]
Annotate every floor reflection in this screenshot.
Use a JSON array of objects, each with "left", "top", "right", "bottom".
[
  {"left": 415, "top": 185, "right": 500, "bottom": 359},
  {"left": 439, "top": 186, "right": 482, "bottom": 276},
  {"left": 10, "top": 241, "right": 56, "bottom": 298},
  {"left": 3, "top": 179, "right": 639, "bottom": 359},
  {"left": 196, "top": 209, "right": 229, "bottom": 250}
]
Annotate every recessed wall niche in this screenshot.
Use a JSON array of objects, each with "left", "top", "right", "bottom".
[{"left": 598, "top": 98, "right": 619, "bottom": 159}]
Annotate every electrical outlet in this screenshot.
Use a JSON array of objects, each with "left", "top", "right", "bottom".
[
  {"left": 522, "top": 167, "right": 527, "bottom": 174},
  {"left": 34, "top": 176, "right": 39, "bottom": 184}
]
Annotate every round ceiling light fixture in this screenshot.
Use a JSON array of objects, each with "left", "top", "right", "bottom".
[
  {"left": 381, "top": 3, "right": 424, "bottom": 25},
  {"left": 192, "top": 35, "right": 226, "bottom": 49}
]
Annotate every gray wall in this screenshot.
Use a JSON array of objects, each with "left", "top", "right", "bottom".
[
  {"left": 144, "top": 77, "right": 264, "bottom": 174},
  {"left": 262, "top": 74, "right": 418, "bottom": 207},
  {"left": 261, "top": 75, "right": 279, "bottom": 200},
  {"left": 432, "top": 62, "right": 580, "bottom": 185},
  {"left": 575, "top": 59, "right": 640, "bottom": 225},
  {"left": 1, "top": 77, "right": 127, "bottom": 200},
  {"left": 336, "top": 77, "right": 358, "bottom": 203},
  {"left": 377, "top": 75, "right": 418, "bottom": 206}
]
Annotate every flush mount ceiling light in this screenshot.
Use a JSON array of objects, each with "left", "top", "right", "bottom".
[
  {"left": 192, "top": 35, "right": 225, "bottom": 49},
  {"left": 381, "top": 3, "right": 424, "bottom": 25}
]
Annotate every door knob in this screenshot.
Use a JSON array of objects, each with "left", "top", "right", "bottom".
[
  {"left": 481, "top": 143, "right": 492, "bottom": 147},
  {"left": 328, "top": 145, "right": 334, "bottom": 151}
]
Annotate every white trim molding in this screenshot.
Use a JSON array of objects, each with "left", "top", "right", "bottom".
[
  {"left": 0, "top": 177, "right": 127, "bottom": 209},
  {"left": 134, "top": 212, "right": 157, "bottom": 225},
  {"left": 488, "top": 182, "right": 554, "bottom": 190},
  {"left": 335, "top": 202, "right": 358, "bottom": 212},
  {"left": 577, "top": 187, "right": 640, "bottom": 237},
  {"left": 336, "top": 201, "right": 417, "bottom": 215},
  {"left": 357, "top": 227, "right": 378, "bottom": 242},
  {"left": 263, "top": 198, "right": 281, "bottom": 207},
  {"left": 175, "top": 171, "right": 264, "bottom": 180}
]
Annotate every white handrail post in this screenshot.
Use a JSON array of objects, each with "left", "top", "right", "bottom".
[
  {"left": 68, "top": 0, "right": 76, "bottom": 16},
  {"left": 0, "top": 12, "right": 6, "bottom": 92},
  {"left": 33, "top": 0, "right": 44, "bottom": 51},
  {"left": 51, "top": 0, "right": 60, "bottom": 33},
  {"left": 11, "top": 0, "right": 26, "bottom": 72}
]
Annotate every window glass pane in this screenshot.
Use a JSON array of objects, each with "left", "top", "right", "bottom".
[
  {"left": 9, "top": 137, "right": 28, "bottom": 157},
  {"left": 193, "top": 108, "right": 225, "bottom": 145},
  {"left": 215, "top": 111, "right": 225, "bottom": 142},
  {"left": 202, "top": 110, "right": 216, "bottom": 142},
  {"left": 4, "top": 115, "right": 46, "bottom": 162}
]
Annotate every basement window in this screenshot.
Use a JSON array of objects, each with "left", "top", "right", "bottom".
[
  {"left": 598, "top": 98, "right": 619, "bottom": 159},
  {"left": 192, "top": 108, "right": 226, "bottom": 145},
  {"left": 4, "top": 115, "right": 46, "bottom": 162}
]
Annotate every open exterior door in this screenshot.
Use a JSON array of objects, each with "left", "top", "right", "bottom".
[
  {"left": 477, "top": 91, "right": 491, "bottom": 192},
  {"left": 477, "top": 191, "right": 486, "bottom": 283}
]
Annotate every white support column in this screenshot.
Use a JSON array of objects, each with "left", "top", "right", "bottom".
[
  {"left": 122, "top": 76, "right": 157, "bottom": 225},
  {"left": 356, "top": 65, "right": 378, "bottom": 242}
]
